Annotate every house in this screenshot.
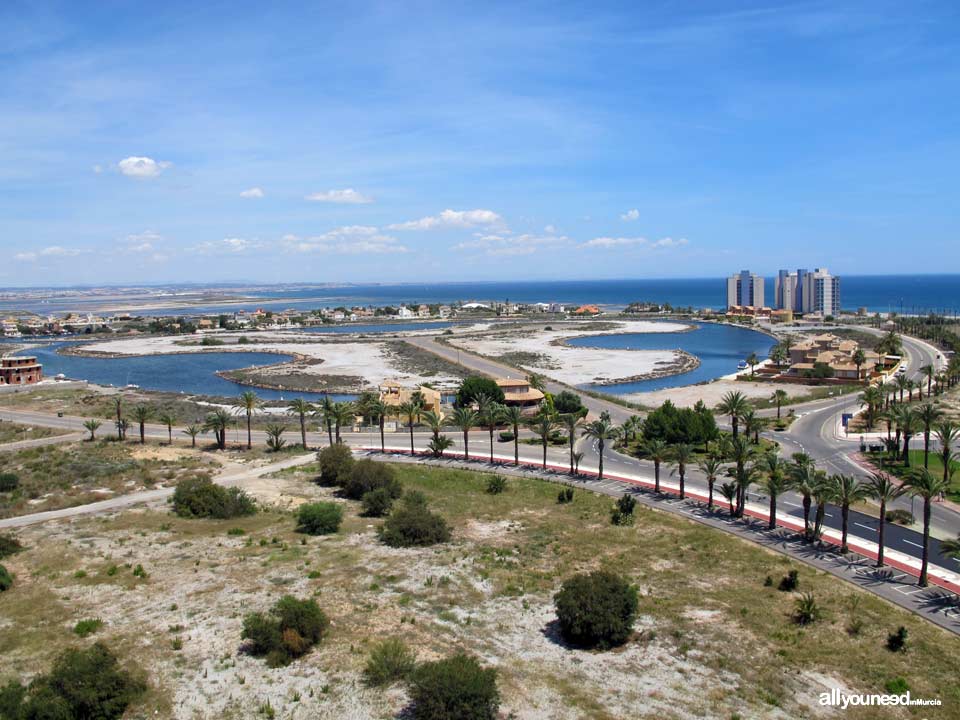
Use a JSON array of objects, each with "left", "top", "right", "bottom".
[
  {"left": 0, "top": 356, "right": 43, "bottom": 385},
  {"left": 784, "top": 333, "right": 884, "bottom": 381},
  {"left": 197, "top": 318, "right": 214, "bottom": 330},
  {"left": 495, "top": 378, "right": 544, "bottom": 411},
  {"left": 417, "top": 304, "right": 431, "bottom": 318},
  {"left": 1, "top": 319, "right": 20, "bottom": 337},
  {"left": 437, "top": 305, "right": 452, "bottom": 318},
  {"left": 379, "top": 381, "right": 443, "bottom": 414},
  {"left": 397, "top": 305, "right": 415, "bottom": 319},
  {"left": 571, "top": 305, "right": 601, "bottom": 316},
  {"left": 725, "top": 305, "right": 772, "bottom": 319}
]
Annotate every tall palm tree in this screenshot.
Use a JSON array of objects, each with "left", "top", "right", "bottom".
[
  {"left": 669, "top": 443, "right": 696, "bottom": 499},
  {"left": 397, "top": 400, "right": 421, "bottom": 455},
  {"left": 131, "top": 404, "right": 151, "bottom": 445},
  {"left": 790, "top": 460, "right": 821, "bottom": 541},
  {"left": 717, "top": 391, "right": 749, "bottom": 438},
  {"left": 859, "top": 386, "right": 884, "bottom": 429},
  {"left": 641, "top": 438, "right": 669, "bottom": 493},
  {"left": 420, "top": 409, "right": 445, "bottom": 443},
  {"left": 727, "top": 435, "right": 755, "bottom": 516},
  {"left": 182, "top": 423, "right": 202, "bottom": 448},
  {"left": 203, "top": 408, "right": 232, "bottom": 450},
  {"left": 114, "top": 396, "right": 124, "bottom": 440},
  {"left": 451, "top": 407, "right": 478, "bottom": 461},
  {"left": 811, "top": 472, "right": 837, "bottom": 544},
  {"left": 771, "top": 389, "right": 789, "bottom": 419},
  {"left": 903, "top": 468, "right": 951, "bottom": 586},
  {"left": 234, "top": 391, "right": 262, "bottom": 449},
  {"left": 697, "top": 454, "right": 724, "bottom": 510},
  {"left": 916, "top": 403, "right": 942, "bottom": 469},
  {"left": 935, "top": 421, "right": 958, "bottom": 489},
  {"left": 560, "top": 412, "right": 584, "bottom": 475},
  {"left": 527, "top": 373, "right": 547, "bottom": 392},
  {"left": 366, "top": 398, "right": 389, "bottom": 453},
  {"left": 853, "top": 347, "right": 867, "bottom": 381},
  {"left": 755, "top": 451, "right": 789, "bottom": 531},
  {"left": 741, "top": 409, "right": 766, "bottom": 444},
  {"left": 528, "top": 412, "right": 558, "bottom": 469},
  {"left": 287, "top": 398, "right": 314, "bottom": 449},
  {"left": 867, "top": 472, "right": 903, "bottom": 568},
  {"left": 83, "top": 419, "right": 101, "bottom": 441},
  {"left": 158, "top": 412, "right": 176, "bottom": 445},
  {"left": 476, "top": 394, "right": 505, "bottom": 463},
  {"left": 894, "top": 373, "right": 909, "bottom": 404},
  {"left": 745, "top": 352, "right": 760, "bottom": 376},
  {"left": 719, "top": 482, "right": 738, "bottom": 517},
  {"left": 115, "top": 418, "right": 129, "bottom": 442},
  {"left": 581, "top": 417, "right": 619, "bottom": 481},
  {"left": 317, "top": 395, "right": 335, "bottom": 446},
  {"left": 896, "top": 405, "right": 918, "bottom": 467},
  {"left": 921, "top": 364, "right": 936, "bottom": 397},
  {"left": 330, "top": 401, "right": 356, "bottom": 444},
  {"left": 502, "top": 405, "right": 524, "bottom": 465},
  {"left": 831, "top": 474, "right": 870, "bottom": 553}
]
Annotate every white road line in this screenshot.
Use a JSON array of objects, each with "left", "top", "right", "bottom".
[
  {"left": 902, "top": 539, "right": 924, "bottom": 549},
  {"left": 783, "top": 501, "right": 801, "bottom": 507},
  {"left": 854, "top": 522, "right": 877, "bottom": 532}
]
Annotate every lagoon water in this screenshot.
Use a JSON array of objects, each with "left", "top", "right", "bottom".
[
  {"left": 567, "top": 322, "right": 774, "bottom": 394},
  {"left": 23, "top": 343, "right": 352, "bottom": 402}
]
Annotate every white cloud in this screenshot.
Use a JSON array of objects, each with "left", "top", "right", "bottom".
[
  {"left": 621, "top": 208, "right": 640, "bottom": 222},
  {"left": 92, "top": 164, "right": 103, "bottom": 174},
  {"left": 455, "top": 231, "right": 568, "bottom": 256},
  {"left": 544, "top": 224, "right": 557, "bottom": 234},
  {"left": 389, "top": 209, "right": 503, "bottom": 231},
  {"left": 191, "top": 237, "right": 264, "bottom": 255},
  {"left": 14, "top": 246, "right": 83, "bottom": 262},
  {"left": 305, "top": 188, "right": 373, "bottom": 204},
  {"left": 240, "top": 187, "right": 265, "bottom": 199},
  {"left": 283, "top": 226, "right": 408, "bottom": 255},
  {"left": 122, "top": 231, "right": 162, "bottom": 254},
  {"left": 581, "top": 236, "right": 689, "bottom": 249},
  {"left": 117, "top": 156, "right": 171, "bottom": 178}
]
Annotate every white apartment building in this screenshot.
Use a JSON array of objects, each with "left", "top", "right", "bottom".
[{"left": 726, "top": 270, "right": 764, "bottom": 309}]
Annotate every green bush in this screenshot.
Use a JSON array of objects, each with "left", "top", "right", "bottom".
[
  {"left": 485, "top": 475, "right": 507, "bottom": 494},
  {"left": 0, "top": 642, "right": 146, "bottom": 719},
  {"left": 498, "top": 431, "right": 515, "bottom": 442},
  {"left": 0, "top": 564, "right": 12, "bottom": 592},
  {"left": 885, "top": 509, "right": 914, "bottom": 525},
  {"left": 553, "top": 390, "right": 585, "bottom": 416},
  {"left": 379, "top": 494, "right": 451, "bottom": 548},
  {"left": 554, "top": 571, "right": 638, "bottom": 649},
  {"left": 557, "top": 487, "right": 574, "bottom": 504},
  {"left": 241, "top": 595, "right": 329, "bottom": 667},
  {"left": 317, "top": 443, "right": 355, "bottom": 486},
  {"left": 885, "top": 677, "right": 910, "bottom": 694},
  {"left": 409, "top": 652, "right": 499, "bottom": 720},
  {"left": 343, "top": 460, "right": 403, "bottom": 500},
  {"left": 0, "top": 533, "right": 23, "bottom": 559},
  {"left": 361, "top": 488, "right": 395, "bottom": 517},
  {"left": 778, "top": 570, "right": 799, "bottom": 592},
  {"left": 641, "top": 399, "right": 718, "bottom": 447},
  {"left": 887, "top": 626, "right": 908, "bottom": 652},
  {"left": 296, "top": 502, "right": 343, "bottom": 535},
  {"left": 171, "top": 476, "right": 256, "bottom": 519},
  {"left": 73, "top": 618, "right": 104, "bottom": 637},
  {"left": 610, "top": 495, "right": 636, "bottom": 526},
  {"left": 794, "top": 593, "right": 822, "bottom": 626},
  {"left": 363, "top": 638, "right": 417, "bottom": 687},
  {"left": 0, "top": 473, "right": 19, "bottom": 492},
  {"left": 455, "top": 376, "right": 505, "bottom": 407}
]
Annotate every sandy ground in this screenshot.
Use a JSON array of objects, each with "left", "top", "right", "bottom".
[
  {"left": 446, "top": 320, "right": 690, "bottom": 386},
  {"left": 71, "top": 334, "right": 460, "bottom": 390},
  {"left": 623, "top": 379, "right": 792, "bottom": 409}
]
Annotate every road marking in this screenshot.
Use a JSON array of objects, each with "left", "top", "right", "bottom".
[
  {"left": 854, "top": 522, "right": 877, "bottom": 532},
  {"left": 783, "top": 501, "right": 801, "bottom": 507},
  {"left": 902, "top": 539, "right": 924, "bottom": 549}
]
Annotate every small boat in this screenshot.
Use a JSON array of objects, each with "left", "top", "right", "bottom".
[{"left": 736, "top": 360, "right": 749, "bottom": 370}]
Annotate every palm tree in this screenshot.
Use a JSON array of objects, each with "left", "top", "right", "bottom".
[
  {"left": 867, "top": 472, "right": 903, "bottom": 568},
  {"left": 853, "top": 347, "right": 867, "bottom": 381},
  {"left": 669, "top": 443, "right": 696, "bottom": 499},
  {"left": 921, "top": 364, "right": 936, "bottom": 397},
  {"left": 941, "top": 534, "right": 960, "bottom": 562},
  {"left": 397, "top": 400, "right": 421, "bottom": 455},
  {"left": 719, "top": 482, "right": 738, "bottom": 517},
  {"left": 265, "top": 424, "right": 287, "bottom": 452},
  {"left": 581, "top": 418, "right": 619, "bottom": 481},
  {"left": 894, "top": 373, "right": 909, "bottom": 404},
  {"left": 831, "top": 474, "right": 870, "bottom": 554},
  {"left": 428, "top": 434, "right": 454, "bottom": 458},
  {"left": 811, "top": 473, "right": 837, "bottom": 544},
  {"left": 234, "top": 391, "right": 262, "bottom": 449},
  {"left": 317, "top": 395, "right": 335, "bottom": 446},
  {"left": 741, "top": 408, "right": 766, "bottom": 444},
  {"left": 330, "top": 401, "right": 356, "bottom": 444},
  {"left": 420, "top": 409, "right": 445, "bottom": 443},
  {"left": 755, "top": 451, "right": 789, "bottom": 531},
  {"left": 903, "top": 468, "right": 951, "bottom": 586},
  {"left": 366, "top": 398, "right": 389, "bottom": 453},
  {"left": 935, "top": 421, "right": 959, "bottom": 489},
  {"left": 83, "top": 419, "right": 101, "bottom": 441},
  {"left": 528, "top": 412, "right": 557, "bottom": 469},
  {"left": 182, "top": 423, "right": 202, "bottom": 448},
  {"left": 620, "top": 415, "right": 642, "bottom": 443},
  {"left": 527, "top": 373, "right": 546, "bottom": 392},
  {"left": 451, "top": 407, "right": 478, "bottom": 461},
  {"left": 131, "top": 405, "right": 151, "bottom": 444},
  {"left": 203, "top": 408, "right": 232, "bottom": 450},
  {"left": 726, "top": 435, "right": 755, "bottom": 516},
  {"left": 114, "top": 396, "right": 123, "bottom": 440},
  {"left": 896, "top": 406, "right": 918, "bottom": 467},
  {"left": 158, "top": 412, "right": 176, "bottom": 445},
  {"left": 790, "top": 461, "right": 821, "bottom": 541},
  {"left": 745, "top": 352, "right": 760, "bottom": 376},
  {"left": 771, "top": 389, "right": 789, "bottom": 419},
  {"left": 501, "top": 405, "right": 524, "bottom": 465},
  {"left": 916, "top": 403, "right": 942, "bottom": 469},
  {"left": 769, "top": 344, "right": 787, "bottom": 368},
  {"left": 641, "top": 438, "right": 669, "bottom": 493},
  {"left": 560, "top": 412, "right": 583, "bottom": 475},
  {"left": 476, "top": 394, "right": 505, "bottom": 463},
  {"left": 698, "top": 454, "right": 724, "bottom": 510},
  {"left": 717, "top": 391, "right": 749, "bottom": 438},
  {"left": 115, "top": 418, "right": 129, "bottom": 442},
  {"left": 859, "top": 386, "right": 884, "bottom": 430},
  {"left": 287, "top": 398, "right": 314, "bottom": 449}
]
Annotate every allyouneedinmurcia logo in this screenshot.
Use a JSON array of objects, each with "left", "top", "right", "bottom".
[{"left": 819, "top": 688, "right": 941, "bottom": 710}]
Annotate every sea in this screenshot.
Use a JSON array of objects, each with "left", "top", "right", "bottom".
[{"left": 1, "top": 274, "right": 958, "bottom": 316}]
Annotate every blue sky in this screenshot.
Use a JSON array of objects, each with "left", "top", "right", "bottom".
[{"left": 1, "top": 1, "right": 958, "bottom": 287}]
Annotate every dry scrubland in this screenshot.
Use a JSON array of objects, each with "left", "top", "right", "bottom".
[
  {"left": 2, "top": 461, "right": 958, "bottom": 719},
  {"left": 0, "top": 421, "right": 72, "bottom": 444}
]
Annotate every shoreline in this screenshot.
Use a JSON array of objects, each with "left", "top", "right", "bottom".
[{"left": 585, "top": 349, "right": 700, "bottom": 387}]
